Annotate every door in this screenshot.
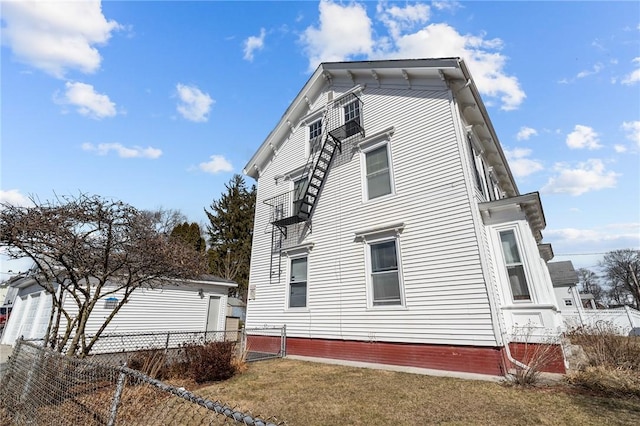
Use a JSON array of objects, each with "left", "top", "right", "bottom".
[{"left": 205, "top": 296, "right": 221, "bottom": 334}]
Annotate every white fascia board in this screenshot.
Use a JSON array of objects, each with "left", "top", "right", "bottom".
[
  {"left": 243, "top": 66, "right": 327, "bottom": 180},
  {"left": 455, "top": 59, "right": 519, "bottom": 197}
]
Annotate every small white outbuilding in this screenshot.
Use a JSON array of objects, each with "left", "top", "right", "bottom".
[{"left": 0, "top": 273, "right": 236, "bottom": 347}]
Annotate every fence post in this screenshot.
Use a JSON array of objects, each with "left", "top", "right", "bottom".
[
  {"left": 107, "top": 367, "right": 128, "bottom": 426},
  {"left": 624, "top": 305, "right": 636, "bottom": 329},
  {"left": 281, "top": 325, "right": 286, "bottom": 357},
  {"left": 164, "top": 331, "right": 170, "bottom": 355},
  {"left": 240, "top": 326, "right": 246, "bottom": 357}
]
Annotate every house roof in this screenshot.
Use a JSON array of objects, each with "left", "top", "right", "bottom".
[
  {"left": 242, "top": 58, "right": 518, "bottom": 198},
  {"left": 227, "top": 297, "right": 246, "bottom": 307},
  {"left": 180, "top": 275, "right": 238, "bottom": 288},
  {"left": 548, "top": 261, "right": 578, "bottom": 287}
]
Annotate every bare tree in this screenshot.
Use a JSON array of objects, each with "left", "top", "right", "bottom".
[
  {"left": 0, "top": 194, "right": 205, "bottom": 356},
  {"left": 599, "top": 249, "right": 640, "bottom": 310},
  {"left": 576, "top": 267, "right": 605, "bottom": 306}
]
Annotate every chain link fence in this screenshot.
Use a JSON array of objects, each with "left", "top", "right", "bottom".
[
  {"left": 1, "top": 339, "right": 285, "bottom": 425},
  {"left": 23, "top": 326, "right": 286, "bottom": 366}
]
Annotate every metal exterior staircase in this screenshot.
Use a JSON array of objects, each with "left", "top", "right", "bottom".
[{"left": 264, "top": 92, "right": 365, "bottom": 282}]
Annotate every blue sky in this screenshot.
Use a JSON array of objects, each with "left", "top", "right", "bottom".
[{"left": 1, "top": 1, "right": 639, "bottom": 277}]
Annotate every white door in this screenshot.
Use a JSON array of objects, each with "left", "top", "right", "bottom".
[{"left": 206, "top": 296, "right": 221, "bottom": 333}]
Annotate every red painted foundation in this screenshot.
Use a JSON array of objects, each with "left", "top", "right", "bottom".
[
  {"left": 507, "top": 342, "right": 566, "bottom": 374},
  {"left": 248, "top": 336, "right": 566, "bottom": 375}
]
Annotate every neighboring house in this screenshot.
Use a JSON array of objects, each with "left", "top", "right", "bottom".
[
  {"left": 550, "top": 261, "right": 581, "bottom": 313},
  {"left": 227, "top": 297, "right": 246, "bottom": 323},
  {"left": 550, "top": 260, "right": 640, "bottom": 334},
  {"left": 0, "top": 273, "right": 236, "bottom": 347},
  {"left": 243, "top": 58, "right": 565, "bottom": 376}
]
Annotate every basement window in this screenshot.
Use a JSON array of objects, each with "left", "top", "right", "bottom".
[{"left": 564, "top": 299, "right": 573, "bottom": 306}]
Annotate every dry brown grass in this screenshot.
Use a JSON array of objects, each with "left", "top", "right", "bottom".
[
  {"left": 566, "top": 326, "right": 640, "bottom": 398},
  {"left": 197, "top": 358, "right": 640, "bottom": 426}
]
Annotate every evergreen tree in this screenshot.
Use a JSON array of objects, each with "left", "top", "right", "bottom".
[
  {"left": 205, "top": 174, "right": 256, "bottom": 300},
  {"left": 170, "top": 222, "right": 206, "bottom": 253}
]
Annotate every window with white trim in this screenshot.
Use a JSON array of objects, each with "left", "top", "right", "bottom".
[
  {"left": 292, "top": 176, "right": 308, "bottom": 216},
  {"left": 344, "top": 100, "right": 360, "bottom": 125},
  {"left": 289, "top": 256, "right": 307, "bottom": 308},
  {"left": 365, "top": 144, "right": 392, "bottom": 199},
  {"left": 564, "top": 299, "right": 573, "bottom": 306},
  {"left": 368, "top": 239, "right": 402, "bottom": 306},
  {"left": 343, "top": 100, "right": 362, "bottom": 138},
  {"left": 499, "top": 229, "right": 531, "bottom": 301},
  {"left": 309, "top": 119, "right": 322, "bottom": 153}
]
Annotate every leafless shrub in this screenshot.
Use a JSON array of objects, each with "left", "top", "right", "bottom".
[
  {"left": 565, "top": 323, "right": 640, "bottom": 397},
  {"left": 506, "top": 326, "right": 563, "bottom": 386},
  {"left": 566, "top": 323, "right": 640, "bottom": 370}
]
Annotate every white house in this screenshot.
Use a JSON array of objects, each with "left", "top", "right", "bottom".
[
  {"left": 0, "top": 273, "right": 236, "bottom": 348},
  {"left": 243, "top": 58, "right": 565, "bottom": 376},
  {"left": 549, "top": 260, "right": 640, "bottom": 334}
]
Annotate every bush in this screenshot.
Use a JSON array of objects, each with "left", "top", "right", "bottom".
[
  {"left": 127, "top": 349, "right": 168, "bottom": 379},
  {"left": 565, "top": 324, "right": 640, "bottom": 397},
  {"left": 566, "top": 324, "right": 640, "bottom": 370},
  {"left": 183, "top": 341, "right": 236, "bottom": 383}
]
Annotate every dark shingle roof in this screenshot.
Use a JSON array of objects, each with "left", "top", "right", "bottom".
[{"left": 548, "top": 261, "right": 578, "bottom": 287}]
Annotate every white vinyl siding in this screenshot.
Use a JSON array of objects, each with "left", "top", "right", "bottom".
[{"left": 246, "top": 84, "right": 496, "bottom": 346}]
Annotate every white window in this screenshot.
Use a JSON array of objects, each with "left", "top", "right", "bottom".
[
  {"left": 365, "top": 145, "right": 392, "bottom": 199},
  {"left": 289, "top": 257, "right": 307, "bottom": 308},
  {"left": 344, "top": 100, "right": 360, "bottom": 124},
  {"left": 369, "top": 239, "right": 403, "bottom": 306},
  {"left": 499, "top": 229, "right": 531, "bottom": 301},
  {"left": 343, "top": 100, "right": 362, "bottom": 138},
  {"left": 309, "top": 120, "right": 322, "bottom": 153},
  {"left": 293, "top": 176, "right": 308, "bottom": 216}
]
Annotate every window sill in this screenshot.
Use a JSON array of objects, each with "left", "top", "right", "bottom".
[{"left": 366, "top": 305, "right": 408, "bottom": 312}]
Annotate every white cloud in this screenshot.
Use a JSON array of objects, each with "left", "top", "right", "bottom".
[
  {"left": 614, "top": 144, "right": 627, "bottom": 153},
  {"left": 376, "top": 2, "right": 430, "bottom": 40},
  {"left": 621, "top": 57, "right": 640, "bottom": 85},
  {"left": 566, "top": 125, "right": 602, "bottom": 150},
  {"left": 576, "top": 62, "right": 603, "bottom": 79},
  {"left": 57, "top": 81, "right": 116, "bottom": 119},
  {"left": 516, "top": 126, "right": 537, "bottom": 141},
  {"left": 622, "top": 120, "right": 640, "bottom": 147},
  {"left": 300, "top": 1, "right": 525, "bottom": 111},
  {"left": 82, "top": 142, "right": 162, "bottom": 159},
  {"left": 0, "top": 189, "right": 32, "bottom": 207},
  {"left": 1, "top": 1, "right": 121, "bottom": 78},
  {"left": 542, "top": 159, "right": 619, "bottom": 196},
  {"left": 503, "top": 148, "right": 543, "bottom": 178},
  {"left": 300, "top": 0, "right": 373, "bottom": 70},
  {"left": 199, "top": 155, "right": 233, "bottom": 174},
  {"left": 176, "top": 83, "right": 214, "bottom": 122},
  {"left": 546, "top": 223, "right": 640, "bottom": 248},
  {"left": 243, "top": 28, "right": 266, "bottom": 61}
]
